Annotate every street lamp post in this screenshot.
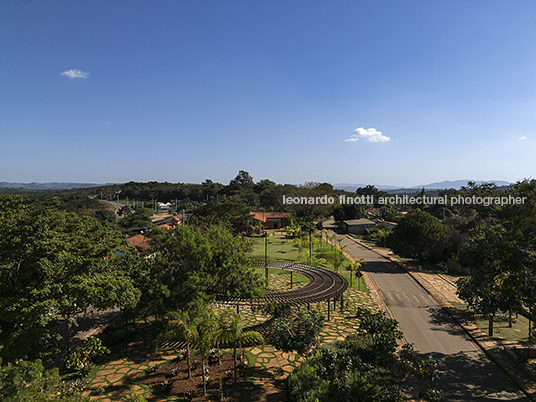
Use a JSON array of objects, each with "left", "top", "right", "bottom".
[
  {"left": 264, "top": 231, "right": 268, "bottom": 287},
  {"left": 309, "top": 221, "right": 312, "bottom": 265}
]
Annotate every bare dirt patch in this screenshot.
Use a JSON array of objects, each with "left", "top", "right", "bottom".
[{"left": 140, "top": 351, "right": 248, "bottom": 401}]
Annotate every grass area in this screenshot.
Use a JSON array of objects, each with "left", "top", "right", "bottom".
[
  {"left": 339, "top": 271, "right": 369, "bottom": 294},
  {"left": 249, "top": 234, "right": 301, "bottom": 262},
  {"left": 451, "top": 301, "right": 535, "bottom": 345},
  {"left": 248, "top": 233, "right": 370, "bottom": 294}
]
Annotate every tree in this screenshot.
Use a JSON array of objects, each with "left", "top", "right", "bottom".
[
  {"left": 65, "top": 336, "right": 109, "bottom": 378},
  {"left": 195, "top": 309, "right": 221, "bottom": 395},
  {"left": 228, "top": 170, "right": 255, "bottom": 193},
  {"left": 156, "top": 311, "right": 197, "bottom": 378},
  {"left": 156, "top": 305, "right": 221, "bottom": 394},
  {"left": 191, "top": 195, "right": 251, "bottom": 226},
  {"left": 387, "top": 209, "right": 449, "bottom": 264},
  {"left": 327, "top": 241, "right": 348, "bottom": 273},
  {"left": 137, "top": 224, "right": 265, "bottom": 319},
  {"left": 221, "top": 312, "right": 265, "bottom": 383},
  {"left": 348, "top": 256, "right": 366, "bottom": 288},
  {"left": 287, "top": 182, "right": 336, "bottom": 220},
  {"left": 0, "top": 195, "right": 140, "bottom": 363}
]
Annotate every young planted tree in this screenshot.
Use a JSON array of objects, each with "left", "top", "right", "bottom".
[
  {"left": 156, "top": 307, "right": 221, "bottom": 395},
  {"left": 156, "top": 311, "right": 198, "bottom": 378},
  {"left": 221, "top": 312, "right": 265, "bottom": 383},
  {"left": 195, "top": 309, "right": 221, "bottom": 396},
  {"left": 328, "top": 242, "right": 348, "bottom": 273},
  {"left": 349, "top": 256, "right": 366, "bottom": 289}
]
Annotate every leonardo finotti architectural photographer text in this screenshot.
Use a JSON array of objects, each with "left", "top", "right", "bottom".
[{"left": 282, "top": 194, "right": 526, "bottom": 206}]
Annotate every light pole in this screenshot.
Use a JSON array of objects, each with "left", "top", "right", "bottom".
[
  {"left": 264, "top": 231, "right": 268, "bottom": 287},
  {"left": 309, "top": 221, "right": 312, "bottom": 265}
]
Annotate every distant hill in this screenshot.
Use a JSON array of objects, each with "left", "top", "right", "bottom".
[
  {"left": 333, "top": 180, "right": 511, "bottom": 192},
  {"left": 333, "top": 183, "right": 400, "bottom": 192},
  {"left": 0, "top": 182, "right": 114, "bottom": 190},
  {"left": 410, "top": 180, "right": 511, "bottom": 190}
]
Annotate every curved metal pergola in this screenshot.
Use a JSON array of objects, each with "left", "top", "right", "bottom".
[{"left": 216, "top": 261, "right": 348, "bottom": 307}]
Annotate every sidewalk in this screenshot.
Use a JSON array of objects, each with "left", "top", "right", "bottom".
[{"left": 346, "top": 235, "right": 536, "bottom": 401}]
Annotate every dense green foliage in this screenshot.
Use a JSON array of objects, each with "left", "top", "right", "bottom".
[
  {"left": 387, "top": 209, "right": 450, "bottom": 264},
  {"left": 0, "top": 195, "right": 140, "bottom": 362},
  {"left": 0, "top": 358, "right": 89, "bottom": 402},
  {"left": 135, "top": 224, "right": 265, "bottom": 318},
  {"left": 65, "top": 336, "right": 110, "bottom": 378},
  {"left": 269, "top": 310, "right": 325, "bottom": 355},
  {"left": 456, "top": 180, "right": 536, "bottom": 316},
  {"left": 289, "top": 309, "right": 441, "bottom": 402}
]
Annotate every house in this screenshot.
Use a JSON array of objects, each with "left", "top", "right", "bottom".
[
  {"left": 157, "top": 202, "right": 172, "bottom": 210},
  {"left": 340, "top": 218, "right": 376, "bottom": 235},
  {"left": 233, "top": 211, "right": 292, "bottom": 234},
  {"left": 250, "top": 212, "right": 291, "bottom": 229},
  {"left": 126, "top": 233, "right": 151, "bottom": 255}
]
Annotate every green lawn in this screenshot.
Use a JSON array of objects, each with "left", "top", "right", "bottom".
[
  {"left": 451, "top": 301, "right": 535, "bottom": 345},
  {"left": 248, "top": 233, "right": 369, "bottom": 293}
]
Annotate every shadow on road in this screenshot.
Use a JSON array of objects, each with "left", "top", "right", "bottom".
[
  {"left": 413, "top": 350, "right": 528, "bottom": 401},
  {"left": 361, "top": 260, "right": 405, "bottom": 274}
]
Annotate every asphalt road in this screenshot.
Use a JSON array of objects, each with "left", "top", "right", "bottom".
[{"left": 339, "top": 235, "right": 528, "bottom": 401}]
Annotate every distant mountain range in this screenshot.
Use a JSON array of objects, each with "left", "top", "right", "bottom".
[
  {"left": 0, "top": 179, "right": 512, "bottom": 192},
  {"left": 0, "top": 182, "right": 114, "bottom": 190},
  {"left": 333, "top": 180, "right": 511, "bottom": 192}
]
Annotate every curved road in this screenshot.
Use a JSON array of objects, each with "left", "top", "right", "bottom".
[{"left": 339, "top": 235, "right": 527, "bottom": 401}]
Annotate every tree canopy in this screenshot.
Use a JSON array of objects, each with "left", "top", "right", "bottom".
[
  {"left": 387, "top": 209, "right": 450, "bottom": 264},
  {"left": 0, "top": 195, "right": 140, "bottom": 362},
  {"left": 135, "top": 224, "right": 265, "bottom": 318}
]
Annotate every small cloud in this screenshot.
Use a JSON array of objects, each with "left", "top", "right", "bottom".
[
  {"left": 61, "top": 69, "right": 89, "bottom": 80},
  {"left": 345, "top": 127, "right": 390, "bottom": 143},
  {"left": 106, "top": 122, "right": 111, "bottom": 125},
  {"left": 519, "top": 136, "right": 526, "bottom": 140}
]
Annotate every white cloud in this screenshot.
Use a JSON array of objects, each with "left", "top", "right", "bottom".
[
  {"left": 106, "top": 122, "right": 111, "bottom": 125},
  {"left": 345, "top": 127, "right": 390, "bottom": 143},
  {"left": 519, "top": 136, "right": 526, "bottom": 140},
  {"left": 61, "top": 69, "right": 89, "bottom": 80}
]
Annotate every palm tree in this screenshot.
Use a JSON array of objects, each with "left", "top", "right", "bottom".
[
  {"left": 349, "top": 256, "right": 366, "bottom": 288},
  {"left": 195, "top": 309, "right": 221, "bottom": 395},
  {"left": 329, "top": 243, "right": 348, "bottom": 272},
  {"left": 313, "top": 230, "right": 322, "bottom": 251},
  {"left": 293, "top": 236, "right": 305, "bottom": 257},
  {"left": 156, "top": 311, "right": 197, "bottom": 378},
  {"left": 298, "top": 249, "right": 326, "bottom": 267},
  {"left": 222, "top": 311, "right": 265, "bottom": 383}
]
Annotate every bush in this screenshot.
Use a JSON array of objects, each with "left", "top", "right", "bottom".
[{"left": 66, "top": 337, "right": 110, "bottom": 377}]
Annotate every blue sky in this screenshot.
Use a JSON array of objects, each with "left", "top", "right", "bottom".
[{"left": 1, "top": 1, "right": 535, "bottom": 187}]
